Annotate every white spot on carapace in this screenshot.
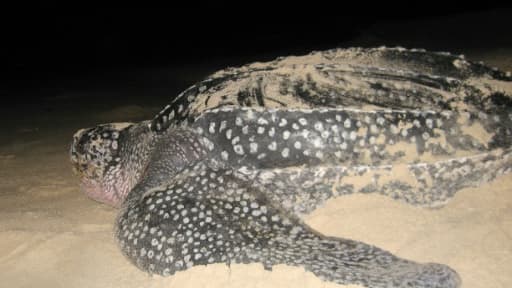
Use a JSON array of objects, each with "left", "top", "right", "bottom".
[
  {"left": 390, "top": 124, "right": 399, "bottom": 134},
  {"left": 209, "top": 122, "right": 216, "bottom": 134},
  {"left": 426, "top": 118, "right": 433, "bottom": 129},
  {"left": 370, "top": 124, "right": 379, "bottom": 134},
  {"left": 234, "top": 145, "right": 244, "bottom": 155},
  {"left": 283, "top": 130, "right": 291, "bottom": 140},
  {"left": 219, "top": 120, "right": 227, "bottom": 132},
  {"left": 268, "top": 127, "right": 275, "bottom": 137},
  {"left": 257, "top": 117, "right": 269, "bottom": 125},
  {"left": 314, "top": 122, "right": 324, "bottom": 131},
  {"left": 349, "top": 131, "right": 357, "bottom": 141},
  {"left": 250, "top": 143, "right": 258, "bottom": 153}
]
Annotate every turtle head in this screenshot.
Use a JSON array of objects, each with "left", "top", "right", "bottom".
[{"left": 70, "top": 122, "right": 146, "bottom": 207}]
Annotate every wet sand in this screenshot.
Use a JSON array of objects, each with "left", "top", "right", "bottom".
[{"left": 0, "top": 48, "right": 511, "bottom": 288}]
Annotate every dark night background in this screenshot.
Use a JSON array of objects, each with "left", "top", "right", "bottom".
[{"left": 2, "top": 4, "right": 512, "bottom": 111}]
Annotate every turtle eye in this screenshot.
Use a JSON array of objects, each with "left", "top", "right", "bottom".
[{"left": 73, "top": 127, "right": 95, "bottom": 155}]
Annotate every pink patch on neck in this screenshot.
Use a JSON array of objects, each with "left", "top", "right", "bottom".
[{"left": 80, "top": 180, "right": 121, "bottom": 208}]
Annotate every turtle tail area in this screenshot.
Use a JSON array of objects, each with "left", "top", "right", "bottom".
[{"left": 271, "top": 234, "right": 462, "bottom": 288}]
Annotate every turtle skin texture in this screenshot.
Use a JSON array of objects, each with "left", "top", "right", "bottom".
[{"left": 70, "top": 47, "right": 512, "bottom": 288}]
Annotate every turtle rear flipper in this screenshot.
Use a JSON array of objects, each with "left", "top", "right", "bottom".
[{"left": 116, "top": 163, "right": 460, "bottom": 287}]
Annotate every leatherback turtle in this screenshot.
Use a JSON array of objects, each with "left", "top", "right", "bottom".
[{"left": 70, "top": 47, "right": 512, "bottom": 288}]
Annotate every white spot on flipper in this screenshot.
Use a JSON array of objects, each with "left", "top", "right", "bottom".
[{"left": 281, "top": 148, "right": 290, "bottom": 158}]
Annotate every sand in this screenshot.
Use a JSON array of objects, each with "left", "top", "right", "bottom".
[{"left": 1, "top": 49, "right": 511, "bottom": 288}]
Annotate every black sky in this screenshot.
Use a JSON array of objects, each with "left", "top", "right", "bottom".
[{"left": 2, "top": 3, "right": 512, "bottom": 101}]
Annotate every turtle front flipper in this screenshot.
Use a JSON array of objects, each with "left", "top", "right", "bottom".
[{"left": 116, "top": 163, "right": 460, "bottom": 288}]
